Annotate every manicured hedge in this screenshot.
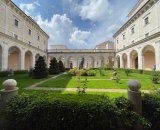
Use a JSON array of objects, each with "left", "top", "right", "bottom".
[
  {"left": 0, "top": 71, "right": 10, "bottom": 77},
  {"left": 142, "top": 94, "right": 160, "bottom": 130},
  {"left": 14, "top": 70, "right": 28, "bottom": 74},
  {"left": 4, "top": 94, "right": 147, "bottom": 130}
]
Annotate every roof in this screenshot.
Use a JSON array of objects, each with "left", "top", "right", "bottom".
[{"left": 96, "top": 41, "right": 114, "bottom": 47}]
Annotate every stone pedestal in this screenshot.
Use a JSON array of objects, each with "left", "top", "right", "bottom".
[
  {"left": 0, "top": 87, "right": 19, "bottom": 107},
  {"left": 128, "top": 80, "right": 142, "bottom": 130},
  {"left": 0, "top": 79, "right": 18, "bottom": 109}
]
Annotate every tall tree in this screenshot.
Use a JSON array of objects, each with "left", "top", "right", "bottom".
[
  {"left": 33, "top": 56, "right": 48, "bottom": 78},
  {"left": 49, "top": 57, "right": 60, "bottom": 74},
  {"left": 58, "top": 60, "right": 65, "bottom": 72}
]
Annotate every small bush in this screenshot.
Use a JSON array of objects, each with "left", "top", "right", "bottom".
[
  {"left": 4, "top": 94, "right": 148, "bottom": 130},
  {"left": 151, "top": 72, "right": 160, "bottom": 84},
  {"left": 68, "top": 68, "right": 78, "bottom": 76},
  {"left": 0, "top": 71, "right": 10, "bottom": 77},
  {"left": 87, "top": 69, "right": 96, "bottom": 76},
  {"left": 142, "top": 94, "right": 160, "bottom": 130},
  {"left": 125, "top": 69, "right": 131, "bottom": 76}
]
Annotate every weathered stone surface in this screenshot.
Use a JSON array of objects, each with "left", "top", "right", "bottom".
[
  {"left": 128, "top": 80, "right": 141, "bottom": 91},
  {"left": 2, "top": 79, "right": 17, "bottom": 90}
]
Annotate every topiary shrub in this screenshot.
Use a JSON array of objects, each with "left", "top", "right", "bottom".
[
  {"left": 49, "top": 57, "right": 60, "bottom": 74},
  {"left": 4, "top": 94, "right": 148, "bottom": 130},
  {"left": 58, "top": 60, "right": 65, "bottom": 72},
  {"left": 33, "top": 56, "right": 48, "bottom": 78}
]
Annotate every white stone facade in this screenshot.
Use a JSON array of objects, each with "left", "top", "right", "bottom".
[
  {"left": 48, "top": 42, "right": 115, "bottom": 69},
  {"left": 114, "top": 0, "right": 160, "bottom": 70},
  {"left": 0, "top": 0, "right": 49, "bottom": 71}
]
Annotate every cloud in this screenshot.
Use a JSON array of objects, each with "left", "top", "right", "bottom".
[
  {"left": 19, "top": 1, "right": 40, "bottom": 15},
  {"left": 35, "top": 14, "right": 91, "bottom": 49},
  {"left": 77, "top": 0, "right": 112, "bottom": 22},
  {"left": 69, "top": 30, "right": 91, "bottom": 48}
]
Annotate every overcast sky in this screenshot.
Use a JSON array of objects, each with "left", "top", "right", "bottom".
[{"left": 12, "top": 0, "right": 139, "bottom": 49}]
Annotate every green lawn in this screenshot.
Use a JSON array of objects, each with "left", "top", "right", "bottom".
[
  {"left": 39, "top": 70, "right": 159, "bottom": 90},
  {"left": 0, "top": 74, "right": 54, "bottom": 90}
]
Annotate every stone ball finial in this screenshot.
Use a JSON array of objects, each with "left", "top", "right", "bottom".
[
  {"left": 2, "top": 79, "right": 17, "bottom": 90},
  {"left": 128, "top": 80, "right": 141, "bottom": 92}
]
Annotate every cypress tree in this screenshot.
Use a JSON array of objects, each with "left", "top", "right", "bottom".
[
  {"left": 49, "top": 57, "right": 60, "bottom": 74},
  {"left": 33, "top": 56, "right": 48, "bottom": 78},
  {"left": 58, "top": 60, "right": 65, "bottom": 72}
]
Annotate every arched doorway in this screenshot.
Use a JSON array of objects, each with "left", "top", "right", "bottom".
[
  {"left": 25, "top": 51, "right": 33, "bottom": 70},
  {"left": 99, "top": 56, "right": 105, "bottom": 67},
  {"left": 77, "top": 57, "right": 84, "bottom": 69},
  {"left": 68, "top": 57, "right": 74, "bottom": 68},
  {"left": 130, "top": 50, "right": 138, "bottom": 69},
  {"left": 8, "top": 46, "right": 21, "bottom": 70},
  {"left": 0, "top": 45, "right": 2, "bottom": 71},
  {"left": 59, "top": 56, "right": 65, "bottom": 66},
  {"left": 122, "top": 53, "right": 128, "bottom": 68},
  {"left": 142, "top": 45, "right": 155, "bottom": 70},
  {"left": 116, "top": 56, "right": 120, "bottom": 68}
]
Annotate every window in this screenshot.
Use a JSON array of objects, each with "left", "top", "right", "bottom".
[
  {"left": 28, "top": 29, "right": 31, "bottom": 35},
  {"left": 123, "top": 34, "right": 125, "bottom": 40},
  {"left": 15, "top": 19, "right": 19, "bottom": 27},
  {"left": 117, "top": 39, "right": 118, "bottom": 44},
  {"left": 131, "top": 27, "right": 135, "bottom": 34},
  {"left": 144, "top": 17, "right": 149, "bottom": 25},
  {"left": 38, "top": 36, "right": 40, "bottom": 41},
  {"left": 145, "top": 33, "right": 149, "bottom": 38},
  {"left": 14, "top": 34, "right": 18, "bottom": 39},
  {"left": 28, "top": 41, "right": 31, "bottom": 44},
  {"left": 132, "top": 40, "right": 134, "bottom": 44}
]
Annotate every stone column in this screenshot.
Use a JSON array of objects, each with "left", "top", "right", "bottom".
[
  {"left": 155, "top": 41, "right": 160, "bottom": 70},
  {"left": 120, "top": 55, "right": 123, "bottom": 68},
  {"left": 32, "top": 53, "right": 36, "bottom": 68},
  {"left": 3, "top": 45, "right": 9, "bottom": 70},
  {"left": 138, "top": 50, "right": 143, "bottom": 69},
  {"left": 20, "top": 49, "right": 25, "bottom": 70},
  {"left": 127, "top": 53, "right": 131, "bottom": 68}
]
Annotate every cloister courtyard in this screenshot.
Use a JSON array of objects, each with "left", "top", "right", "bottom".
[{"left": 0, "top": 69, "right": 159, "bottom": 97}]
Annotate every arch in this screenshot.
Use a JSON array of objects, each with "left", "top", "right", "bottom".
[
  {"left": 142, "top": 45, "right": 155, "bottom": 70},
  {"left": 98, "top": 56, "right": 105, "bottom": 67},
  {"left": 116, "top": 55, "right": 120, "bottom": 68},
  {"left": 43, "top": 55, "right": 47, "bottom": 63},
  {"left": 25, "top": 51, "right": 33, "bottom": 70},
  {"left": 108, "top": 56, "right": 114, "bottom": 68},
  {"left": 68, "top": 56, "right": 75, "bottom": 68},
  {"left": 84, "top": 56, "right": 94, "bottom": 68},
  {"left": 0, "top": 45, "right": 2, "bottom": 71},
  {"left": 122, "top": 53, "right": 128, "bottom": 68},
  {"left": 130, "top": 50, "right": 138, "bottom": 69},
  {"left": 8, "top": 46, "right": 21, "bottom": 70}
]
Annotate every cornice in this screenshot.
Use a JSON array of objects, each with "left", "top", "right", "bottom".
[
  {"left": 116, "top": 31, "right": 160, "bottom": 53},
  {"left": 113, "top": 0, "right": 158, "bottom": 38},
  {"left": 0, "top": 32, "right": 47, "bottom": 54}
]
